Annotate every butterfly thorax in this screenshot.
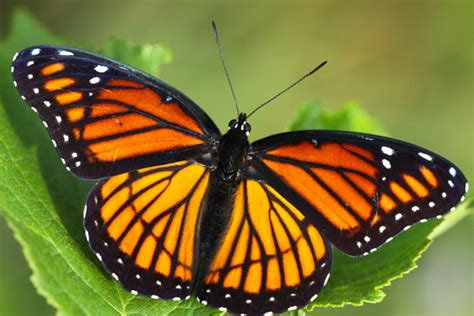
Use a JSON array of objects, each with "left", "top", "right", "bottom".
[{"left": 217, "top": 113, "right": 251, "bottom": 182}]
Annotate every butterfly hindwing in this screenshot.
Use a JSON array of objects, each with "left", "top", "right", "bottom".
[
  {"left": 197, "top": 178, "right": 331, "bottom": 315},
  {"left": 12, "top": 46, "right": 220, "bottom": 179},
  {"left": 251, "top": 130, "right": 468, "bottom": 256},
  {"left": 84, "top": 160, "right": 211, "bottom": 299}
]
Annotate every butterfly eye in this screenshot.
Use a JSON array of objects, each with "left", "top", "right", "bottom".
[
  {"left": 244, "top": 123, "right": 251, "bottom": 136},
  {"left": 228, "top": 119, "right": 237, "bottom": 129}
]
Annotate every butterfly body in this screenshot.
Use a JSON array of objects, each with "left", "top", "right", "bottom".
[
  {"left": 12, "top": 45, "right": 468, "bottom": 315},
  {"left": 197, "top": 114, "right": 252, "bottom": 270}
]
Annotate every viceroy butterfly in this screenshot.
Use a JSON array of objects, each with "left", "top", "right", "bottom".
[{"left": 11, "top": 27, "right": 468, "bottom": 315}]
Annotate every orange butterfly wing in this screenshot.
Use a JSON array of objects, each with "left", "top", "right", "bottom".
[
  {"left": 251, "top": 131, "right": 468, "bottom": 256},
  {"left": 197, "top": 179, "right": 331, "bottom": 315},
  {"left": 12, "top": 46, "right": 220, "bottom": 179},
  {"left": 84, "top": 160, "right": 211, "bottom": 299}
]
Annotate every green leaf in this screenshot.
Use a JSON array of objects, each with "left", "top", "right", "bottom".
[
  {"left": 289, "top": 101, "right": 473, "bottom": 310},
  {"left": 99, "top": 38, "right": 172, "bottom": 75},
  {"left": 288, "top": 101, "right": 388, "bottom": 135},
  {"left": 0, "top": 9, "right": 471, "bottom": 316}
]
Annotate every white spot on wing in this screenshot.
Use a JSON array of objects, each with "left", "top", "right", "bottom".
[
  {"left": 12, "top": 52, "right": 19, "bottom": 61},
  {"left": 131, "top": 290, "right": 138, "bottom": 295},
  {"left": 418, "top": 152, "right": 433, "bottom": 161},
  {"left": 382, "top": 159, "right": 391, "bottom": 169},
  {"left": 324, "top": 273, "right": 330, "bottom": 286},
  {"left": 151, "top": 295, "right": 159, "bottom": 299},
  {"left": 381, "top": 146, "right": 394, "bottom": 156},
  {"left": 94, "top": 65, "right": 108, "bottom": 73},
  {"left": 412, "top": 206, "right": 420, "bottom": 212},
  {"left": 58, "top": 50, "right": 74, "bottom": 56},
  {"left": 33, "top": 88, "right": 39, "bottom": 94},
  {"left": 95, "top": 253, "right": 102, "bottom": 261},
  {"left": 89, "top": 77, "right": 100, "bottom": 84},
  {"left": 112, "top": 273, "right": 119, "bottom": 281},
  {"left": 27, "top": 61, "right": 34, "bottom": 66},
  {"left": 449, "top": 167, "right": 457, "bottom": 177},
  {"left": 31, "top": 48, "right": 41, "bottom": 55},
  {"left": 225, "top": 294, "right": 231, "bottom": 298},
  {"left": 379, "top": 226, "right": 386, "bottom": 233},
  {"left": 364, "top": 236, "right": 371, "bottom": 242},
  {"left": 55, "top": 116, "right": 62, "bottom": 123},
  {"left": 448, "top": 180, "right": 454, "bottom": 188},
  {"left": 429, "top": 201, "right": 435, "bottom": 208},
  {"left": 43, "top": 101, "right": 51, "bottom": 107},
  {"left": 288, "top": 306, "right": 297, "bottom": 311},
  {"left": 28, "top": 74, "right": 33, "bottom": 79},
  {"left": 395, "top": 213, "right": 403, "bottom": 221}
]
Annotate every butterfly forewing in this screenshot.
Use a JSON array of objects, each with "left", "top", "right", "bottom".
[
  {"left": 251, "top": 130, "right": 468, "bottom": 256},
  {"left": 12, "top": 46, "right": 220, "bottom": 179},
  {"left": 197, "top": 178, "right": 331, "bottom": 315},
  {"left": 84, "top": 160, "right": 212, "bottom": 299}
]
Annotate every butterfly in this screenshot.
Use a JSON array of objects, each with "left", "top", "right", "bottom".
[{"left": 11, "top": 43, "right": 468, "bottom": 315}]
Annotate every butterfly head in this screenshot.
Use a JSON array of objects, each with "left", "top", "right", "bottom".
[{"left": 228, "top": 113, "right": 251, "bottom": 136}]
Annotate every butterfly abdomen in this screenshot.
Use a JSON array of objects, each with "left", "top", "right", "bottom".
[{"left": 195, "top": 124, "right": 250, "bottom": 281}]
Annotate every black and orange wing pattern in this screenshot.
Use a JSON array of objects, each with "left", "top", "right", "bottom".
[
  {"left": 251, "top": 131, "right": 468, "bottom": 256},
  {"left": 12, "top": 46, "right": 220, "bottom": 179},
  {"left": 197, "top": 178, "right": 331, "bottom": 314},
  {"left": 84, "top": 160, "right": 211, "bottom": 299}
]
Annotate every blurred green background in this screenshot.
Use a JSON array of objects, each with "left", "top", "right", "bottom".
[{"left": 0, "top": 1, "right": 472, "bottom": 315}]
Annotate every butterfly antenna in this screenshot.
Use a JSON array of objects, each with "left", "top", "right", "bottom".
[
  {"left": 212, "top": 21, "right": 240, "bottom": 115},
  {"left": 247, "top": 60, "right": 327, "bottom": 118}
]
